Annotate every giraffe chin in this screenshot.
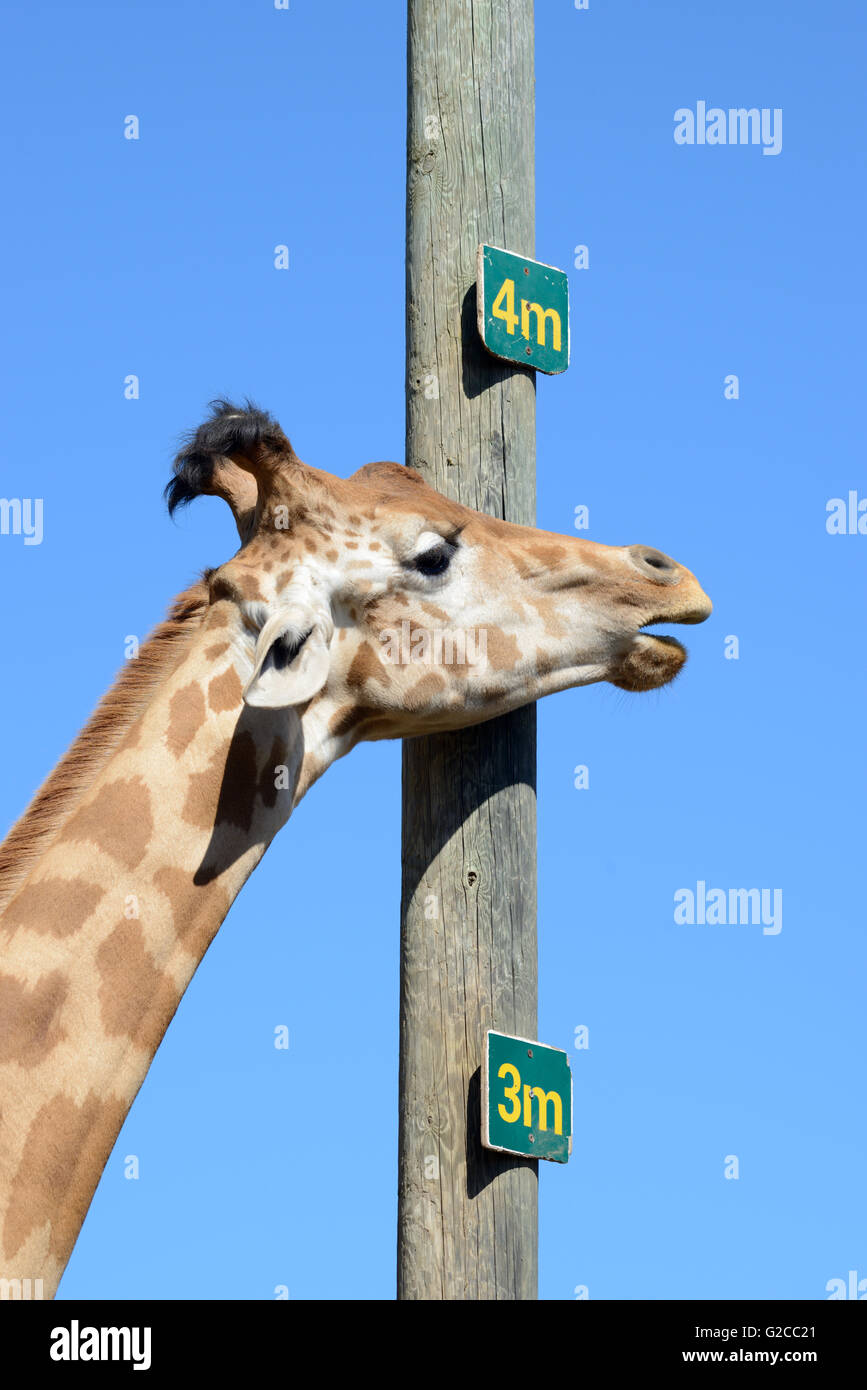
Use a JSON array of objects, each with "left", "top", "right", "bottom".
[{"left": 609, "top": 633, "right": 688, "bottom": 692}]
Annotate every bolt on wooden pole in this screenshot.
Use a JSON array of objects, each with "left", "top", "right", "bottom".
[{"left": 399, "top": 0, "right": 538, "bottom": 1300}]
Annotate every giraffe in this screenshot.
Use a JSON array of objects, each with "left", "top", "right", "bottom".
[{"left": 0, "top": 399, "right": 711, "bottom": 1298}]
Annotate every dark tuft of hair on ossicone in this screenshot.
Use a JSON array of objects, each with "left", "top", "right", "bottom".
[{"left": 165, "top": 397, "right": 290, "bottom": 516}]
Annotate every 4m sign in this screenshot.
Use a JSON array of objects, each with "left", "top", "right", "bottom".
[
  {"left": 482, "top": 1030, "right": 572, "bottom": 1164},
  {"left": 476, "top": 244, "right": 570, "bottom": 374}
]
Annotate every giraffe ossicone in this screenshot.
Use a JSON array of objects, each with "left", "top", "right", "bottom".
[{"left": 0, "top": 398, "right": 711, "bottom": 1297}]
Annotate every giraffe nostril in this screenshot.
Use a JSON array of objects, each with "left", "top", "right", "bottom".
[{"left": 627, "top": 545, "right": 681, "bottom": 584}]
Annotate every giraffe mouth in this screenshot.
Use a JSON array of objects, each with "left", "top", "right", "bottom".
[
  {"left": 610, "top": 577, "right": 712, "bottom": 691},
  {"left": 610, "top": 627, "right": 689, "bottom": 692}
]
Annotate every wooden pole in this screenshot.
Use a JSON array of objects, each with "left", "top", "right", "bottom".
[{"left": 399, "top": 0, "right": 537, "bottom": 1300}]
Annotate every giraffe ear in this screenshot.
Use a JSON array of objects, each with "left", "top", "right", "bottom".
[{"left": 243, "top": 607, "right": 332, "bottom": 709}]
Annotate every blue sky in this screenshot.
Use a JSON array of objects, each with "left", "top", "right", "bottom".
[{"left": 1, "top": 0, "right": 864, "bottom": 1299}]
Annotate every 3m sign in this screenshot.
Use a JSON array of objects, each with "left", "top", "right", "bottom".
[
  {"left": 476, "top": 244, "right": 570, "bottom": 374},
  {"left": 482, "top": 1030, "right": 572, "bottom": 1164}
]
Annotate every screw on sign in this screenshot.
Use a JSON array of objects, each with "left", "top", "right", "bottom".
[
  {"left": 482, "top": 1030, "right": 573, "bottom": 1164},
  {"left": 476, "top": 244, "right": 570, "bottom": 375}
]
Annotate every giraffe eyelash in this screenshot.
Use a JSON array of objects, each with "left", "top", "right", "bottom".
[
  {"left": 411, "top": 541, "right": 456, "bottom": 577},
  {"left": 406, "top": 526, "right": 464, "bottom": 574}
]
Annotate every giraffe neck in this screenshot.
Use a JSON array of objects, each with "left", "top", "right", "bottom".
[
  {"left": 0, "top": 582, "right": 209, "bottom": 917},
  {"left": 0, "top": 599, "right": 338, "bottom": 1298}
]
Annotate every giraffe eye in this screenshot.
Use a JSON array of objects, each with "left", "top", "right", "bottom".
[{"left": 412, "top": 540, "right": 456, "bottom": 577}]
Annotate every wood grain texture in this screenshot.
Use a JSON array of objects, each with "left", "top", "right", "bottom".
[{"left": 399, "top": 0, "right": 538, "bottom": 1301}]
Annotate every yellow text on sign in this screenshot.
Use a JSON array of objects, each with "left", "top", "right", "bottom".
[
  {"left": 496, "top": 1062, "right": 564, "bottom": 1134},
  {"left": 491, "top": 278, "right": 562, "bottom": 351}
]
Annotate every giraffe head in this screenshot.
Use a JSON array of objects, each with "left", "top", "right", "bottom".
[{"left": 168, "top": 400, "right": 712, "bottom": 753}]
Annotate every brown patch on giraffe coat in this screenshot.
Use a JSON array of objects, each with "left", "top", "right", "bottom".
[
  {"left": 329, "top": 704, "right": 366, "bottom": 739},
  {"left": 303, "top": 536, "right": 318, "bottom": 554},
  {"left": 207, "top": 666, "right": 243, "bottom": 714},
  {"left": 152, "top": 866, "right": 230, "bottom": 960},
  {"left": 325, "top": 549, "right": 338, "bottom": 563},
  {"left": 152, "top": 865, "right": 189, "bottom": 918},
  {"left": 535, "top": 646, "right": 560, "bottom": 678},
  {"left": 346, "top": 641, "right": 390, "bottom": 690},
  {"left": 204, "top": 641, "right": 231, "bottom": 660},
  {"left": 235, "top": 571, "right": 264, "bottom": 602},
  {"left": 277, "top": 569, "right": 294, "bottom": 588},
  {"left": 0, "top": 877, "right": 105, "bottom": 937},
  {"left": 420, "top": 602, "right": 450, "bottom": 622},
  {"left": 2, "top": 1091, "right": 130, "bottom": 1264},
  {"left": 0, "top": 970, "right": 68, "bottom": 1066},
  {"left": 484, "top": 629, "right": 522, "bottom": 672},
  {"left": 358, "top": 595, "right": 397, "bottom": 627},
  {"left": 96, "top": 920, "right": 177, "bottom": 1040},
  {"left": 405, "top": 672, "right": 447, "bottom": 710},
  {"left": 535, "top": 541, "right": 569, "bottom": 566},
  {"left": 165, "top": 682, "right": 206, "bottom": 759},
  {"left": 62, "top": 778, "right": 154, "bottom": 870},
  {"left": 206, "top": 606, "right": 231, "bottom": 629},
  {"left": 327, "top": 703, "right": 394, "bottom": 741},
  {"left": 527, "top": 597, "right": 569, "bottom": 638},
  {"left": 182, "top": 745, "right": 227, "bottom": 831},
  {"left": 345, "top": 541, "right": 359, "bottom": 550},
  {"left": 510, "top": 542, "right": 569, "bottom": 578},
  {"left": 182, "top": 732, "right": 258, "bottom": 835}
]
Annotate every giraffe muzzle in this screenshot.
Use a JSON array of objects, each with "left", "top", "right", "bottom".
[
  {"left": 626, "top": 545, "right": 713, "bottom": 625},
  {"left": 608, "top": 546, "right": 712, "bottom": 690}
]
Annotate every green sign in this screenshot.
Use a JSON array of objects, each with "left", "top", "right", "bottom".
[
  {"left": 476, "top": 244, "right": 570, "bottom": 375},
  {"left": 482, "top": 1030, "right": 572, "bottom": 1164}
]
